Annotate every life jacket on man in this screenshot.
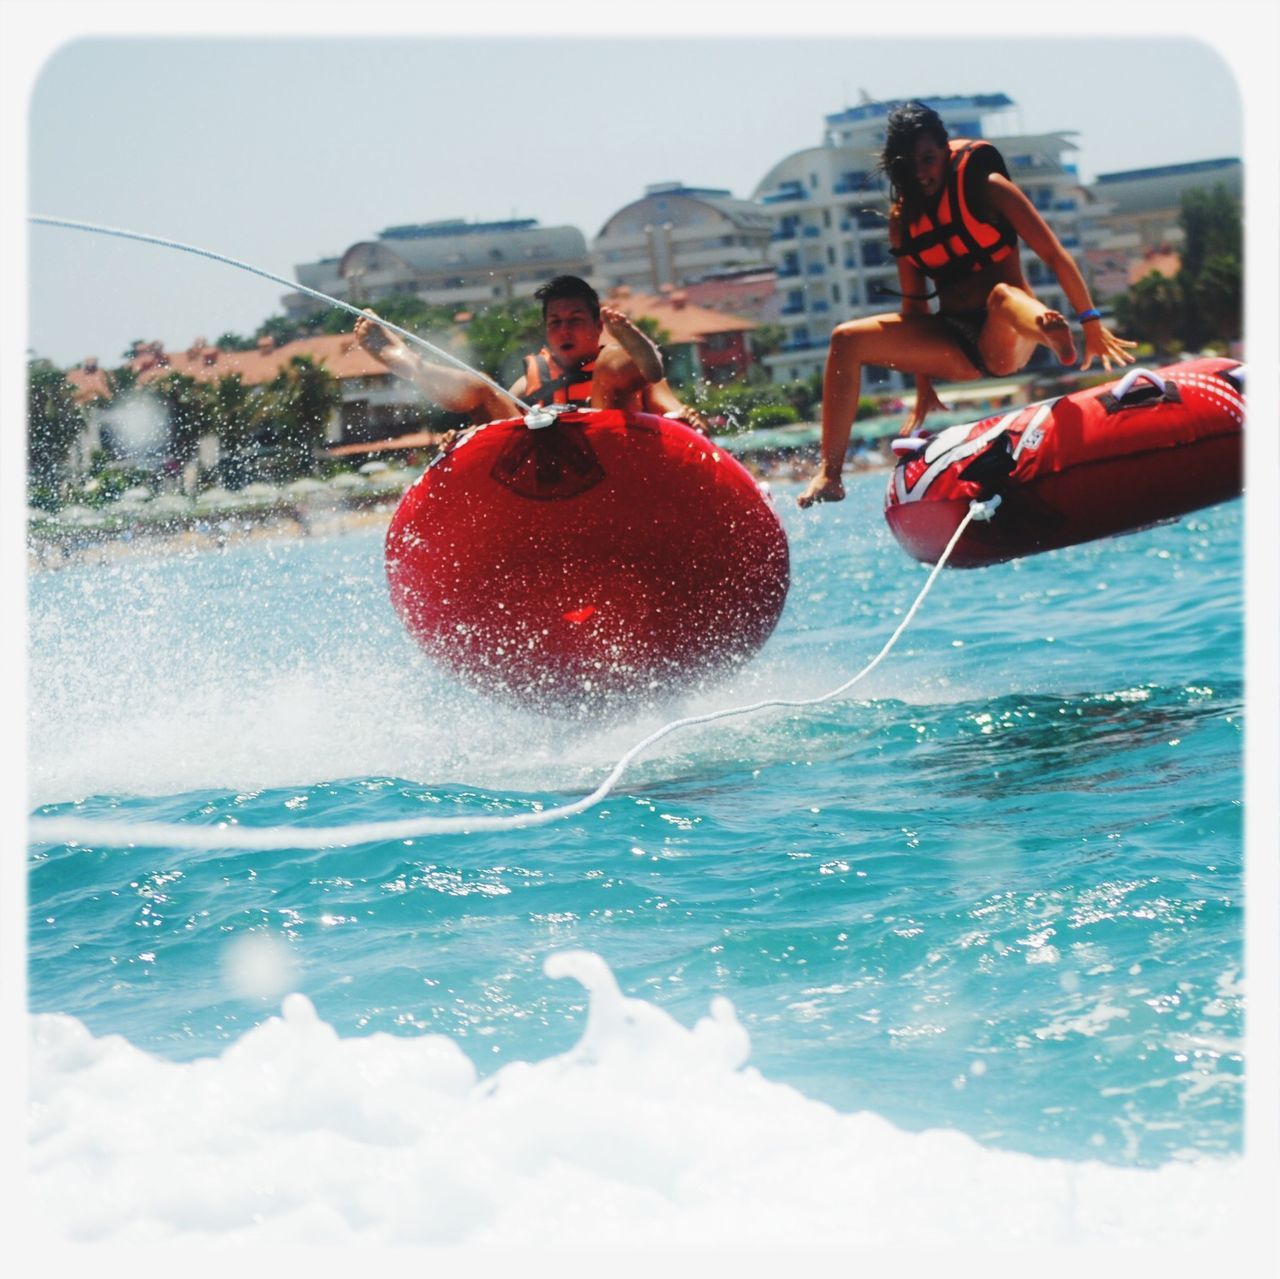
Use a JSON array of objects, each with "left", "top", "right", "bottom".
[
  {"left": 891, "top": 139, "right": 1018, "bottom": 288},
  {"left": 523, "top": 347, "right": 599, "bottom": 407}
]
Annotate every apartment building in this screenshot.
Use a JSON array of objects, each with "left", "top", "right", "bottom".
[
  {"left": 284, "top": 218, "right": 591, "bottom": 322},
  {"left": 592, "top": 183, "right": 775, "bottom": 294},
  {"left": 752, "top": 94, "right": 1095, "bottom": 386},
  {"left": 1081, "top": 157, "right": 1242, "bottom": 300}
]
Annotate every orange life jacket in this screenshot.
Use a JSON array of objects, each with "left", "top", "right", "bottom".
[
  {"left": 523, "top": 347, "right": 599, "bottom": 407},
  {"left": 891, "top": 139, "right": 1017, "bottom": 288}
]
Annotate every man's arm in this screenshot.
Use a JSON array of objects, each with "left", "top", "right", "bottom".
[
  {"left": 354, "top": 309, "right": 518, "bottom": 422},
  {"left": 590, "top": 306, "right": 664, "bottom": 407}
]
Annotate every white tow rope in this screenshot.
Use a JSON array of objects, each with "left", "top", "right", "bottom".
[
  {"left": 28, "top": 214, "right": 532, "bottom": 414},
  {"left": 27, "top": 504, "right": 986, "bottom": 851}
]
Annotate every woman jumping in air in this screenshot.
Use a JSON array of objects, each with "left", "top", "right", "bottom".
[{"left": 798, "top": 101, "right": 1136, "bottom": 508}]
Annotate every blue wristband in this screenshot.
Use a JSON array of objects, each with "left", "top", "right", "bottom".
[{"left": 1076, "top": 307, "right": 1102, "bottom": 323}]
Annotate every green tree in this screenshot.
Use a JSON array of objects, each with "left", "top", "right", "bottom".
[
  {"left": 343, "top": 295, "right": 458, "bottom": 335},
  {"left": 1178, "top": 185, "right": 1241, "bottom": 285},
  {"left": 109, "top": 362, "right": 139, "bottom": 397},
  {"left": 1189, "top": 253, "right": 1243, "bottom": 345},
  {"left": 750, "top": 324, "right": 786, "bottom": 358},
  {"left": 259, "top": 356, "right": 341, "bottom": 479},
  {"left": 1113, "top": 271, "right": 1183, "bottom": 355},
  {"left": 150, "top": 372, "right": 215, "bottom": 463},
  {"left": 463, "top": 301, "right": 544, "bottom": 383},
  {"left": 206, "top": 373, "right": 263, "bottom": 485},
  {"left": 746, "top": 403, "right": 800, "bottom": 430},
  {"left": 1178, "top": 185, "right": 1242, "bottom": 349},
  {"left": 27, "top": 359, "right": 85, "bottom": 500},
  {"left": 254, "top": 314, "right": 303, "bottom": 348},
  {"left": 782, "top": 371, "right": 826, "bottom": 421},
  {"left": 215, "top": 331, "right": 259, "bottom": 351},
  {"left": 1111, "top": 184, "right": 1241, "bottom": 354}
]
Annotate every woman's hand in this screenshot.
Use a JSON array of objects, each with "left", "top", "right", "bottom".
[
  {"left": 901, "top": 379, "right": 949, "bottom": 436},
  {"left": 1080, "top": 323, "right": 1138, "bottom": 373}
]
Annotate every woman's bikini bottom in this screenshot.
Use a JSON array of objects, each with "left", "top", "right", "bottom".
[{"left": 937, "top": 307, "right": 994, "bottom": 377}]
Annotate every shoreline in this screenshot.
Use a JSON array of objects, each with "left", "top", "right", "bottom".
[
  {"left": 27, "top": 503, "right": 399, "bottom": 572},
  {"left": 26, "top": 450, "right": 894, "bottom": 573}
]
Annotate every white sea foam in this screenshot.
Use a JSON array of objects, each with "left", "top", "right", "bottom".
[{"left": 26, "top": 950, "right": 1255, "bottom": 1256}]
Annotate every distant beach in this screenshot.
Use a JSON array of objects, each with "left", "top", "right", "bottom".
[
  {"left": 25, "top": 429, "right": 905, "bottom": 573},
  {"left": 26, "top": 501, "right": 400, "bottom": 572}
]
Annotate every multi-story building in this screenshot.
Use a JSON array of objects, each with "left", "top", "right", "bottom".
[
  {"left": 1081, "top": 157, "right": 1242, "bottom": 301},
  {"left": 284, "top": 218, "right": 591, "bottom": 322},
  {"left": 592, "top": 183, "right": 775, "bottom": 294},
  {"left": 752, "top": 94, "right": 1094, "bottom": 386}
]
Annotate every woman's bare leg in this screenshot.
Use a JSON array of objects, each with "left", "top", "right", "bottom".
[
  {"left": 798, "top": 312, "right": 979, "bottom": 507},
  {"left": 979, "top": 282, "right": 1076, "bottom": 374}
]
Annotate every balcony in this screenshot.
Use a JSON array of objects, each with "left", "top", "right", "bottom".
[
  {"left": 760, "top": 184, "right": 807, "bottom": 205},
  {"left": 776, "top": 263, "right": 801, "bottom": 278},
  {"left": 780, "top": 303, "right": 806, "bottom": 316},
  {"left": 771, "top": 228, "right": 798, "bottom": 242},
  {"left": 806, "top": 263, "right": 825, "bottom": 275},
  {"left": 802, "top": 226, "right": 822, "bottom": 238}
]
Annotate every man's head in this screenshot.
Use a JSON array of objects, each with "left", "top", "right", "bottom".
[{"left": 535, "top": 275, "right": 603, "bottom": 366}]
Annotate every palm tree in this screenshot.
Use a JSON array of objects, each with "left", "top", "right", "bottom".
[
  {"left": 463, "top": 301, "right": 544, "bottom": 384},
  {"left": 149, "top": 372, "right": 215, "bottom": 464},
  {"left": 27, "top": 359, "right": 85, "bottom": 504},
  {"left": 209, "top": 373, "right": 261, "bottom": 487},
  {"left": 259, "top": 356, "right": 341, "bottom": 479}
]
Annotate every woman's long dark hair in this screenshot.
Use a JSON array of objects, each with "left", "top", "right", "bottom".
[{"left": 879, "top": 101, "right": 949, "bottom": 218}]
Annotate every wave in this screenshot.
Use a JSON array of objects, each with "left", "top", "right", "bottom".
[{"left": 27, "top": 949, "right": 1250, "bottom": 1251}]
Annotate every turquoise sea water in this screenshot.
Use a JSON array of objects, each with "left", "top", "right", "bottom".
[{"left": 27, "top": 469, "right": 1244, "bottom": 1170}]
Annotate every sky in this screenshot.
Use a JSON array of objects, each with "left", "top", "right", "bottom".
[{"left": 8, "top": 10, "right": 1260, "bottom": 369}]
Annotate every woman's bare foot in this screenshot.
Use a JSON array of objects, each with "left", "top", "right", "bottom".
[
  {"left": 797, "top": 471, "right": 845, "bottom": 508},
  {"left": 1039, "top": 310, "right": 1077, "bottom": 365}
]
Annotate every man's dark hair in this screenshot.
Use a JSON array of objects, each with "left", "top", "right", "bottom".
[
  {"left": 534, "top": 275, "right": 601, "bottom": 322},
  {"left": 879, "top": 101, "right": 950, "bottom": 209}
]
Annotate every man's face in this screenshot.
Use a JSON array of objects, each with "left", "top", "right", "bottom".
[{"left": 544, "top": 298, "right": 603, "bottom": 366}]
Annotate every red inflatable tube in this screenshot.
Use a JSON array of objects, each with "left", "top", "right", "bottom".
[
  {"left": 884, "top": 357, "right": 1245, "bottom": 568},
  {"left": 386, "top": 408, "right": 790, "bottom": 712}
]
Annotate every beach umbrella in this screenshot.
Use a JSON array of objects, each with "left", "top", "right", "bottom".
[
  {"left": 327, "top": 472, "right": 365, "bottom": 490},
  {"left": 239, "top": 482, "right": 282, "bottom": 502},
  {"left": 195, "top": 488, "right": 239, "bottom": 511},
  {"left": 365, "top": 467, "right": 415, "bottom": 493},
  {"left": 57, "top": 504, "right": 108, "bottom": 527},
  {"left": 284, "top": 477, "right": 328, "bottom": 496},
  {"left": 149, "top": 494, "right": 194, "bottom": 516},
  {"left": 358, "top": 460, "right": 389, "bottom": 475},
  {"left": 120, "top": 485, "right": 152, "bottom": 502}
]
